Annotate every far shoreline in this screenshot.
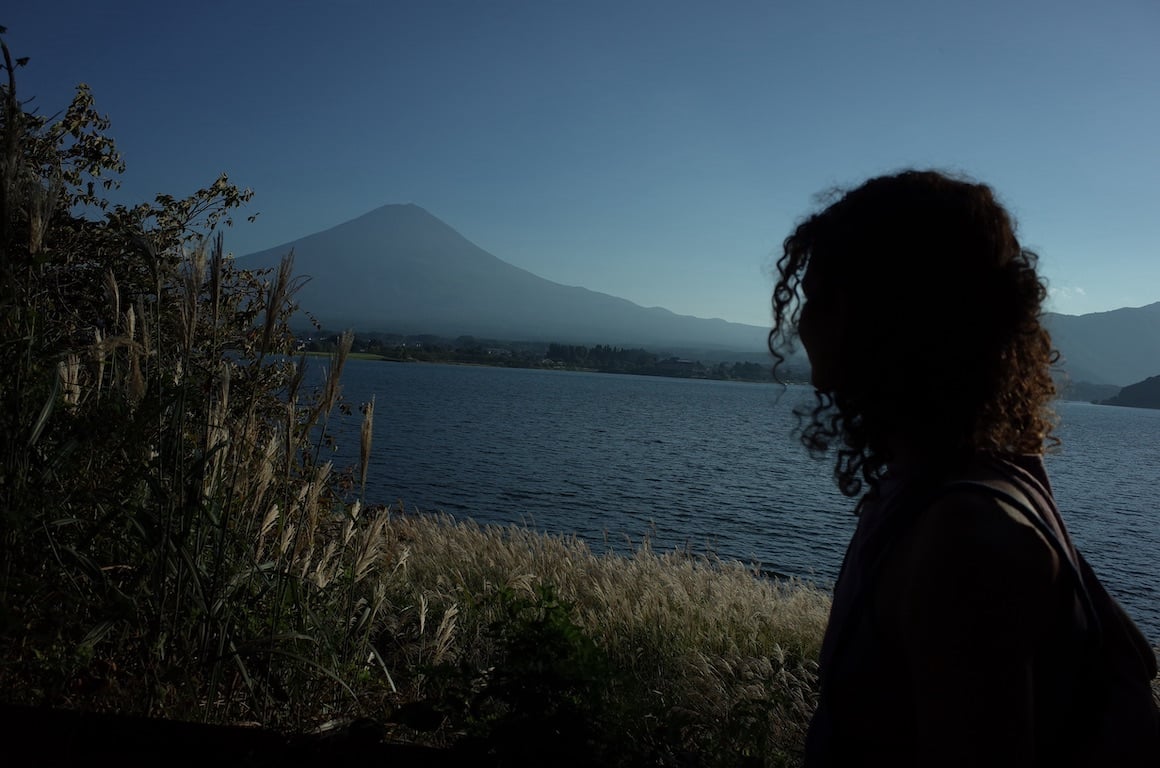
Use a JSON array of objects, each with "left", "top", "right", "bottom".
[{"left": 301, "top": 349, "right": 796, "bottom": 385}]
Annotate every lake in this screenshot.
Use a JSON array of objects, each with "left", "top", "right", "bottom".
[{"left": 317, "top": 358, "right": 1160, "bottom": 643}]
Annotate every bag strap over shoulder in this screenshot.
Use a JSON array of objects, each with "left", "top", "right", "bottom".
[
  {"left": 937, "top": 479, "right": 1100, "bottom": 635},
  {"left": 941, "top": 478, "right": 1160, "bottom": 765}
]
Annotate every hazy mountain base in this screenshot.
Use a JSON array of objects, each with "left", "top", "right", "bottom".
[
  {"left": 1044, "top": 303, "right": 1160, "bottom": 387},
  {"left": 1055, "top": 378, "right": 1122, "bottom": 403},
  {"left": 240, "top": 204, "right": 774, "bottom": 359},
  {"left": 303, "top": 330, "right": 808, "bottom": 383},
  {"left": 240, "top": 202, "right": 1160, "bottom": 388},
  {"left": 307, "top": 330, "right": 1140, "bottom": 398}
]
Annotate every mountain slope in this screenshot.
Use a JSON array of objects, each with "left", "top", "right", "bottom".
[
  {"left": 1101, "top": 375, "right": 1160, "bottom": 409},
  {"left": 239, "top": 204, "right": 770, "bottom": 357},
  {"left": 1044, "top": 303, "right": 1160, "bottom": 386},
  {"left": 239, "top": 204, "right": 1157, "bottom": 380}
]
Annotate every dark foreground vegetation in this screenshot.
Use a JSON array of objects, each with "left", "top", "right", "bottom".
[{"left": 0, "top": 33, "right": 829, "bottom": 766}]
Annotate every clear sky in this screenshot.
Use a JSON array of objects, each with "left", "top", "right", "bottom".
[{"left": 4, "top": 1, "right": 1158, "bottom": 327}]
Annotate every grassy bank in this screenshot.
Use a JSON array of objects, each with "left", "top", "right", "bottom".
[{"left": 370, "top": 512, "right": 829, "bottom": 765}]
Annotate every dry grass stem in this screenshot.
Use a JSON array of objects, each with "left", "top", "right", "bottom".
[{"left": 359, "top": 395, "right": 374, "bottom": 498}]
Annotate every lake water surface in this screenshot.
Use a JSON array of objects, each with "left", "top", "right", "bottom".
[{"left": 321, "top": 359, "right": 1160, "bottom": 642}]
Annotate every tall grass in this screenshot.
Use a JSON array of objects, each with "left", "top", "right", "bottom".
[
  {"left": 0, "top": 219, "right": 391, "bottom": 728},
  {"left": 372, "top": 513, "right": 829, "bottom": 765},
  {"left": 0, "top": 37, "right": 391, "bottom": 730}
]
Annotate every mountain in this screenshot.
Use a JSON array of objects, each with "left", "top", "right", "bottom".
[
  {"left": 1100, "top": 375, "right": 1160, "bottom": 410},
  {"left": 1043, "top": 303, "right": 1160, "bottom": 387},
  {"left": 1055, "top": 380, "right": 1121, "bottom": 404},
  {"left": 239, "top": 204, "right": 1158, "bottom": 379},
  {"left": 239, "top": 204, "right": 771, "bottom": 359}
]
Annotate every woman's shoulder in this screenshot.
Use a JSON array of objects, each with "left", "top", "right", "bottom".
[
  {"left": 905, "top": 458, "right": 1061, "bottom": 582},
  {"left": 913, "top": 488, "right": 1057, "bottom": 571},
  {"left": 878, "top": 458, "right": 1063, "bottom": 643},
  {"left": 878, "top": 453, "right": 1052, "bottom": 549}
]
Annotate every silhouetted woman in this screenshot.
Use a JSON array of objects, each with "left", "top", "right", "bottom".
[{"left": 768, "top": 170, "right": 1159, "bottom": 766}]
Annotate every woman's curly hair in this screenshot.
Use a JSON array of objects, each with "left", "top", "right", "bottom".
[{"left": 769, "top": 170, "right": 1059, "bottom": 499}]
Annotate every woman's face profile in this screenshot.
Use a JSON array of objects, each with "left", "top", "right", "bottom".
[{"left": 798, "top": 259, "right": 844, "bottom": 392}]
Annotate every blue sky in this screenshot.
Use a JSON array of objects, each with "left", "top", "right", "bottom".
[{"left": 5, "top": 0, "right": 1158, "bottom": 327}]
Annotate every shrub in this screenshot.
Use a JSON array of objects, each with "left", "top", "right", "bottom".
[{"left": 0, "top": 32, "right": 389, "bottom": 729}]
